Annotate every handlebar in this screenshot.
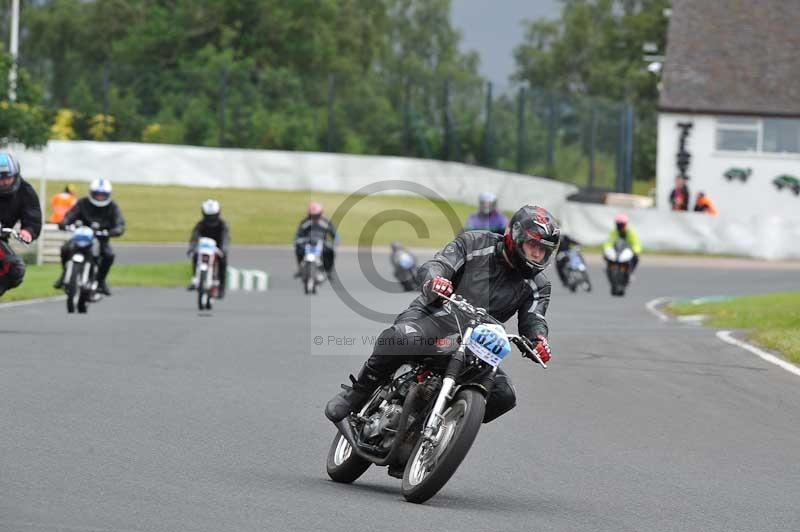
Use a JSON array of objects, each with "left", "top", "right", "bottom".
[
  {"left": 64, "top": 224, "right": 110, "bottom": 237},
  {"left": 0, "top": 226, "right": 27, "bottom": 244},
  {"left": 437, "top": 292, "right": 547, "bottom": 368}
]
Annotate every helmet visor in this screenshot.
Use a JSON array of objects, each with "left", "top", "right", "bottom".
[{"left": 512, "top": 221, "right": 557, "bottom": 270}]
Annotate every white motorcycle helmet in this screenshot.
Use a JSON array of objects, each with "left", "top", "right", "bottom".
[
  {"left": 201, "top": 199, "right": 221, "bottom": 224},
  {"left": 88, "top": 178, "right": 113, "bottom": 207}
]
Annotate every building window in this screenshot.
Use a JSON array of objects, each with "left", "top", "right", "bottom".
[
  {"left": 716, "top": 117, "right": 759, "bottom": 151},
  {"left": 716, "top": 116, "right": 800, "bottom": 154},
  {"left": 763, "top": 118, "right": 800, "bottom": 153}
]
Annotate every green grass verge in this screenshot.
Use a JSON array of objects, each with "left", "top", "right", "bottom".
[
  {"left": 40, "top": 180, "right": 482, "bottom": 247},
  {"left": 1, "top": 262, "right": 190, "bottom": 303},
  {"left": 667, "top": 292, "right": 800, "bottom": 364}
]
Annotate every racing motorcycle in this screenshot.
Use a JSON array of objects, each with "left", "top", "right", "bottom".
[
  {"left": 63, "top": 224, "right": 108, "bottom": 314},
  {"left": 561, "top": 247, "right": 591, "bottom": 293},
  {"left": 192, "top": 237, "right": 223, "bottom": 311},
  {"left": 297, "top": 237, "right": 325, "bottom": 295},
  {"left": 326, "top": 293, "right": 547, "bottom": 504},
  {"left": 0, "top": 224, "right": 26, "bottom": 297},
  {"left": 391, "top": 245, "right": 419, "bottom": 292},
  {"left": 604, "top": 238, "right": 634, "bottom": 297}
]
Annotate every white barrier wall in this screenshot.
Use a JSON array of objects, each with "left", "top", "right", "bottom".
[
  {"left": 14, "top": 140, "right": 577, "bottom": 215},
  {"left": 14, "top": 140, "right": 800, "bottom": 259},
  {"left": 561, "top": 202, "right": 800, "bottom": 260}
]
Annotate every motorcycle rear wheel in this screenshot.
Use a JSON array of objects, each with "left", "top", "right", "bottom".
[{"left": 401, "top": 388, "right": 485, "bottom": 504}]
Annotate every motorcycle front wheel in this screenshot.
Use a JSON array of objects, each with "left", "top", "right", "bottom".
[
  {"left": 197, "top": 275, "right": 208, "bottom": 310},
  {"left": 326, "top": 431, "right": 372, "bottom": 483},
  {"left": 401, "top": 388, "right": 485, "bottom": 504},
  {"left": 65, "top": 264, "right": 81, "bottom": 314}
]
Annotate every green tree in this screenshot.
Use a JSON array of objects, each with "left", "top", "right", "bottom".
[
  {"left": 0, "top": 49, "right": 50, "bottom": 147},
  {"left": 513, "top": 0, "right": 669, "bottom": 183}
]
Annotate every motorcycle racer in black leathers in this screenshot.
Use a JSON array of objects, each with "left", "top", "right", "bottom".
[
  {"left": 187, "top": 199, "right": 231, "bottom": 298},
  {"left": 325, "top": 205, "right": 561, "bottom": 425},
  {"left": 0, "top": 153, "right": 41, "bottom": 298},
  {"left": 294, "top": 201, "right": 337, "bottom": 277},
  {"left": 54, "top": 178, "right": 125, "bottom": 295}
]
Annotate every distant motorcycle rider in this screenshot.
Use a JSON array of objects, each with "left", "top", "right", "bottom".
[
  {"left": 603, "top": 213, "right": 641, "bottom": 274},
  {"left": 325, "top": 205, "right": 560, "bottom": 425},
  {"left": 0, "top": 153, "right": 41, "bottom": 298},
  {"left": 464, "top": 192, "right": 508, "bottom": 235},
  {"left": 54, "top": 178, "right": 125, "bottom": 296},
  {"left": 294, "top": 202, "right": 337, "bottom": 277},
  {"left": 187, "top": 199, "right": 230, "bottom": 298},
  {"left": 554, "top": 233, "right": 581, "bottom": 287}
]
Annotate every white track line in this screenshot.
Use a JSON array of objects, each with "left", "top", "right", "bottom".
[
  {"left": 717, "top": 331, "right": 800, "bottom": 378},
  {"left": 645, "top": 297, "right": 672, "bottom": 322},
  {"left": 0, "top": 295, "right": 64, "bottom": 310}
]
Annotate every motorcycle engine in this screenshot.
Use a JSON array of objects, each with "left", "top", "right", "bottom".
[{"left": 360, "top": 403, "right": 404, "bottom": 442}]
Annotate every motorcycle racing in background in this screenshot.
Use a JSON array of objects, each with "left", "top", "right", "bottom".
[
  {"left": 602, "top": 214, "right": 641, "bottom": 297},
  {"left": 298, "top": 237, "right": 326, "bottom": 295},
  {"left": 61, "top": 223, "right": 109, "bottom": 314},
  {"left": 191, "top": 236, "right": 223, "bottom": 311},
  {"left": 604, "top": 238, "right": 634, "bottom": 296},
  {"left": 559, "top": 247, "right": 592, "bottom": 293},
  {"left": 390, "top": 241, "right": 419, "bottom": 292}
]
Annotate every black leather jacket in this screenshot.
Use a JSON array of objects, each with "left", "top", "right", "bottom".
[
  {"left": 60, "top": 198, "right": 125, "bottom": 238},
  {"left": 0, "top": 179, "right": 42, "bottom": 242},
  {"left": 295, "top": 216, "right": 337, "bottom": 246},
  {"left": 190, "top": 219, "right": 230, "bottom": 255},
  {"left": 412, "top": 230, "right": 552, "bottom": 340}
]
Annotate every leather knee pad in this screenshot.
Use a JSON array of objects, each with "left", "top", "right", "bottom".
[
  {"left": 483, "top": 377, "right": 517, "bottom": 424},
  {"left": 366, "top": 323, "right": 420, "bottom": 377}
]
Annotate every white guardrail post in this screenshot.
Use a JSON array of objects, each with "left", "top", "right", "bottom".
[{"left": 226, "top": 267, "right": 268, "bottom": 292}]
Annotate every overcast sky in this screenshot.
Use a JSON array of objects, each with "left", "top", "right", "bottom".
[{"left": 450, "top": 0, "right": 561, "bottom": 90}]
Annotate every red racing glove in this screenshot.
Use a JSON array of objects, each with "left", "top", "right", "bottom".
[
  {"left": 423, "top": 275, "right": 454, "bottom": 302},
  {"left": 526, "top": 335, "right": 552, "bottom": 364}
]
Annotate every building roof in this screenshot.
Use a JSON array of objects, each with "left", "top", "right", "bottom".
[{"left": 660, "top": 0, "right": 800, "bottom": 117}]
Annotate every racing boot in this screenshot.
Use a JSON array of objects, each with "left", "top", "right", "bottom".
[
  {"left": 53, "top": 271, "right": 65, "bottom": 289},
  {"left": 97, "top": 280, "right": 112, "bottom": 296},
  {"left": 325, "top": 363, "right": 383, "bottom": 423}
]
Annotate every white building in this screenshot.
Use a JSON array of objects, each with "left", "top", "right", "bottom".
[{"left": 656, "top": 0, "right": 800, "bottom": 218}]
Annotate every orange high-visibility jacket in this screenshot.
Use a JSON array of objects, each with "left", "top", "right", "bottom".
[
  {"left": 694, "top": 196, "right": 718, "bottom": 216},
  {"left": 50, "top": 192, "right": 77, "bottom": 223}
]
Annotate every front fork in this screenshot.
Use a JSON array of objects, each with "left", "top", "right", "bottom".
[{"left": 422, "top": 326, "right": 474, "bottom": 442}]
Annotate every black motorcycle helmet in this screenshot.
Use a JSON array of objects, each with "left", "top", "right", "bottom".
[
  {"left": 0, "top": 152, "right": 22, "bottom": 197},
  {"left": 503, "top": 205, "right": 561, "bottom": 278}
]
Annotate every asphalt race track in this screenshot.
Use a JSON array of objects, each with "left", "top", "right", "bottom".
[{"left": 2, "top": 247, "right": 799, "bottom": 532}]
